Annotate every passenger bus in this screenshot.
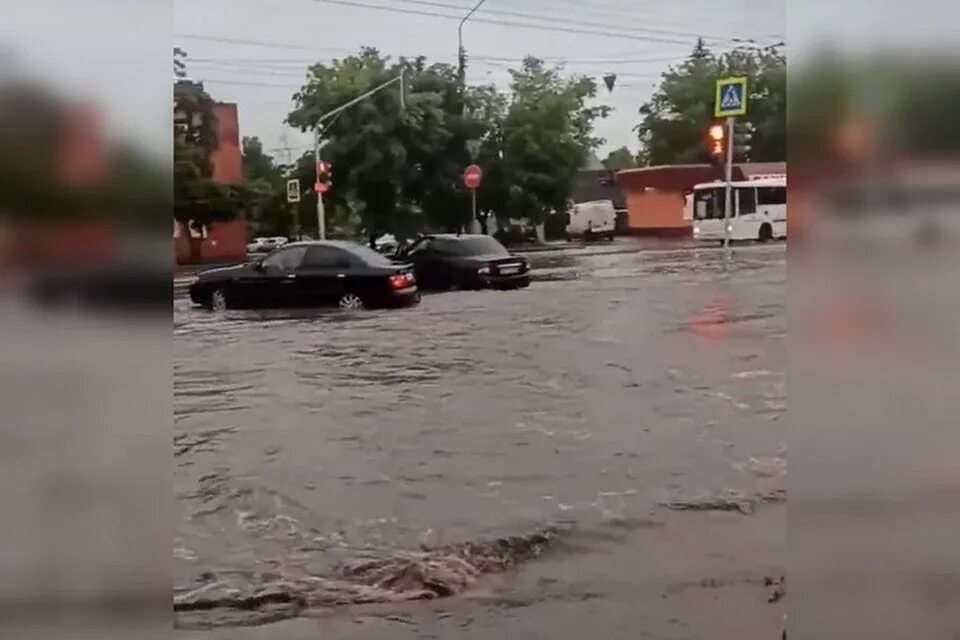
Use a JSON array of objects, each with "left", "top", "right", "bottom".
[{"left": 692, "top": 175, "right": 787, "bottom": 243}]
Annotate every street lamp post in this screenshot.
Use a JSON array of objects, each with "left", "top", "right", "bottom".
[
  {"left": 310, "top": 71, "right": 405, "bottom": 239},
  {"left": 457, "top": 0, "right": 487, "bottom": 102}
]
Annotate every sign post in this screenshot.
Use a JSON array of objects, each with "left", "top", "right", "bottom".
[
  {"left": 714, "top": 76, "right": 748, "bottom": 263},
  {"left": 463, "top": 164, "right": 482, "bottom": 232},
  {"left": 286, "top": 178, "right": 301, "bottom": 239},
  {"left": 286, "top": 178, "right": 300, "bottom": 203}
]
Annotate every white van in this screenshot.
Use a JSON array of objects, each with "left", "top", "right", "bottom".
[{"left": 566, "top": 200, "right": 616, "bottom": 241}]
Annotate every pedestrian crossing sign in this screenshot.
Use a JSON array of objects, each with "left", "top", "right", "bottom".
[{"left": 715, "top": 76, "right": 748, "bottom": 117}]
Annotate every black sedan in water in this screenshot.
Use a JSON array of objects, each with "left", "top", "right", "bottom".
[
  {"left": 188, "top": 241, "right": 419, "bottom": 311},
  {"left": 396, "top": 234, "right": 530, "bottom": 291}
]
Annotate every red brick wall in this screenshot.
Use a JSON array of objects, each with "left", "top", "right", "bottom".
[
  {"left": 625, "top": 189, "right": 690, "bottom": 235},
  {"left": 175, "top": 219, "right": 248, "bottom": 264},
  {"left": 175, "top": 102, "right": 248, "bottom": 264},
  {"left": 211, "top": 103, "right": 242, "bottom": 185}
]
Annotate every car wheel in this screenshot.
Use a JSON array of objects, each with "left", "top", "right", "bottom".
[
  {"left": 209, "top": 287, "right": 228, "bottom": 311},
  {"left": 338, "top": 291, "right": 365, "bottom": 311}
]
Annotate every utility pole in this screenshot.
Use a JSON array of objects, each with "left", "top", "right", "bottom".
[
  {"left": 312, "top": 72, "right": 405, "bottom": 240},
  {"left": 280, "top": 130, "right": 299, "bottom": 240},
  {"left": 457, "top": 0, "right": 487, "bottom": 111},
  {"left": 173, "top": 47, "right": 188, "bottom": 79}
]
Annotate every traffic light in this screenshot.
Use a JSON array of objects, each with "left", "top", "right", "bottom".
[
  {"left": 707, "top": 122, "right": 726, "bottom": 169},
  {"left": 732, "top": 121, "right": 754, "bottom": 161},
  {"left": 315, "top": 161, "right": 332, "bottom": 194}
]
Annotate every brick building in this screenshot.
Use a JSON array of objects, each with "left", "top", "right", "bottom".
[{"left": 174, "top": 86, "right": 249, "bottom": 265}]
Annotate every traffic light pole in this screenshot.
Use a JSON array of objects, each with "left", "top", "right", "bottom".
[
  {"left": 311, "top": 71, "right": 406, "bottom": 240},
  {"left": 722, "top": 116, "right": 735, "bottom": 263},
  {"left": 314, "top": 135, "right": 328, "bottom": 240}
]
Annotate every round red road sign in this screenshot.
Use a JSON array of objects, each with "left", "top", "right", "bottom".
[{"left": 463, "top": 164, "right": 482, "bottom": 189}]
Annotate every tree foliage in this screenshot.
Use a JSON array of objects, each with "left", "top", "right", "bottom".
[
  {"left": 241, "top": 136, "right": 290, "bottom": 237},
  {"left": 603, "top": 146, "right": 637, "bottom": 171},
  {"left": 635, "top": 40, "right": 785, "bottom": 166},
  {"left": 285, "top": 50, "right": 608, "bottom": 239},
  {"left": 482, "top": 58, "right": 609, "bottom": 228}
]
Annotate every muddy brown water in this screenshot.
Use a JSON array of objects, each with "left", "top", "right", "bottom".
[{"left": 174, "top": 245, "right": 786, "bottom": 636}]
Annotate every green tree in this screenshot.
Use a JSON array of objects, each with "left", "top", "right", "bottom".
[
  {"left": 635, "top": 40, "right": 785, "bottom": 165},
  {"left": 486, "top": 57, "right": 609, "bottom": 232},
  {"left": 287, "top": 49, "right": 470, "bottom": 243},
  {"left": 603, "top": 146, "right": 637, "bottom": 171},
  {"left": 241, "top": 136, "right": 289, "bottom": 237}
]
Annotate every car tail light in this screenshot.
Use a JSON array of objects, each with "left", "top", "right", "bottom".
[{"left": 389, "top": 273, "right": 414, "bottom": 289}]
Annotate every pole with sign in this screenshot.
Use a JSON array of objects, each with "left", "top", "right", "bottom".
[
  {"left": 463, "top": 164, "right": 482, "bottom": 232},
  {"left": 714, "top": 76, "right": 747, "bottom": 263},
  {"left": 286, "top": 178, "right": 301, "bottom": 240},
  {"left": 286, "top": 178, "right": 301, "bottom": 203}
]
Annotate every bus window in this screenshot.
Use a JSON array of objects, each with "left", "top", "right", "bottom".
[
  {"left": 758, "top": 186, "right": 787, "bottom": 205},
  {"left": 737, "top": 187, "right": 757, "bottom": 215},
  {"left": 693, "top": 187, "right": 724, "bottom": 219}
]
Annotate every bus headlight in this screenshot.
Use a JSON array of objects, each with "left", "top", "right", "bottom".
[
  {"left": 693, "top": 225, "right": 700, "bottom": 234},
  {"left": 726, "top": 225, "right": 733, "bottom": 233}
]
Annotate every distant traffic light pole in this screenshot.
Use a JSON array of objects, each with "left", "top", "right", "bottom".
[
  {"left": 723, "top": 116, "right": 735, "bottom": 259},
  {"left": 714, "top": 76, "right": 748, "bottom": 263},
  {"left": 312, "top": 71, "right": 406, "bottom": 239}
]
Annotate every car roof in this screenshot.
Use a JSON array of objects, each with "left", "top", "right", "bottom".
[
  {"left": 280, "top": 240, "right": 368, "bottom": 251},
  {"left": 427, "top": 233, "right": 493, "bottom": 241}
]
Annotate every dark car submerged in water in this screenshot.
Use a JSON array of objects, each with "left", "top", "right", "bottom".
[
  {"left": 188, "top": 241, "right": 419, "bottom": 311},
  {"left": 396, "top": 234, "right": 531, "bottom": 291}
]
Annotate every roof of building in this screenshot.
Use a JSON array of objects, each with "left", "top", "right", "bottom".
[{"left": 617, "top": 162, "right": 786, "bottom": 193}]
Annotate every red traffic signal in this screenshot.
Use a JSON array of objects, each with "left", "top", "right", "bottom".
[
  {"left": 707, "top": 123, "right": 726, "bottom": 157},
  {"left": 316, "top": 161, "right": 332, "bottom": 194}
]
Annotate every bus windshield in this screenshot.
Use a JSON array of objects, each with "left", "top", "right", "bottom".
[{"left": 693, "top": 187, "right": 725, "bottom": 220}]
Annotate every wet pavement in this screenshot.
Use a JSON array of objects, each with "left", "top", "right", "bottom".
[{"left": 174, "top": 243, "right": 786, "bottom": 639}]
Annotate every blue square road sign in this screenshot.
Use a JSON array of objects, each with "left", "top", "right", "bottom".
[{"left": 715, "top": 76, "right": 748, "bottom": 117}]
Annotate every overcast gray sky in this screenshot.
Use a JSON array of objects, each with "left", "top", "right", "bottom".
[
  {"left": 6, "top": 1, "right": 959, "bottom": 162},
  {"left": 173, "top": 0, "right": 785, "bottom": 162}
]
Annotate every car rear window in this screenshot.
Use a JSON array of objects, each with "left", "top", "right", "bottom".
[
  {"left": 348, "top": 245, "right": 397, "bottom": 267},
  {"left": 434, "top": 237, "right": 508, "bottom": 256}
]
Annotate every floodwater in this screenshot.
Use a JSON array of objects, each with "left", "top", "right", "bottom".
[{"left": 173, "top": 243, "right": 786, "bottom": 639}]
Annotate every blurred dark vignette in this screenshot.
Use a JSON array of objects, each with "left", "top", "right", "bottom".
[
  {"left": 0, "top": 2, "right": 170, "bottom": 639},
  {"left": 790, "top": 3, "right": 960, "bottom": 638}
]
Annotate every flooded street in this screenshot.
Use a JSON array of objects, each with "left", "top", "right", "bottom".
[{"left": 174, "top": 243, "right": 786, "bottom": 639}]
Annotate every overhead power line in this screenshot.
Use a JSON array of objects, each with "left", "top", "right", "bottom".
[
  {"left": 367, "top": 0, "right": 742, "bottom": 44},
  {"left": 512, "top": 0, "right": 784, "bottom": 36},
  {"left": 303, "top": 0, "right": 722, "bottom": 46}
]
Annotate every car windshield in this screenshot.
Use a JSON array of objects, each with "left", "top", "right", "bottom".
[
  {"left": 435, "top": 236, "right": 508, "bottom": 257},
  {"left": 348, "top": 245, "right": 398, "bottom": 267}
]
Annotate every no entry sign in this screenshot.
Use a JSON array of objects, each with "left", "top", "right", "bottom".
[{"left": 463, "top": 164, "right": 482, "bottom": 190}]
